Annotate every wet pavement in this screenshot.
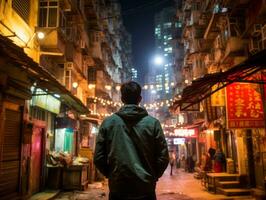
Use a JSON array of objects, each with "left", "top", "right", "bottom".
[{"left": 52, "top": 166, "right": 253, "bottom": 200}]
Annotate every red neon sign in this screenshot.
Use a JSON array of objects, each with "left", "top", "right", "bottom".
[{"left": 226, "top": 83, "right": 264, "bottom": 128}]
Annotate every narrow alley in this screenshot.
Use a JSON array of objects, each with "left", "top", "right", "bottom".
[
  {"left": 52, "top": 167, "right": 253, "bottom": 200},
  {"left": 0, "top": 0, "right": 266, "bottom": 200}
]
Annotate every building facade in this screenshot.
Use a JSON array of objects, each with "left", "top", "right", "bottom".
[
  {"left": 131, "top": 67, "right": 138, "bottom": 81},
  {"left": 154, "top": 7, "right": 179, "bottom": 99},
  {"left": 172, "top": 0, "right": 266, "bottom": 197},
  {"left": 0, "top": 0, "right": 132, "bottom": 199}
]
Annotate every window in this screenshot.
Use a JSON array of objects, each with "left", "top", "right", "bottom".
[
  {"left": 175, "top": 22, "right": 182, "bottom": 28},
  {"left": 39, "top": 0, "right": 59, "bottom": 27},
  {"left": 90, "top": 32, "right": 100, "bottom": 42},
  {"left": 163, "top": 22, "right": 172, "bottom": 29},
  {"left": 88, "top": 68, "right": 96, "bottom": 83},
  {"left": 12, "top": 0, "right": 31, "bottom": 23},
  {"left": 192, "top": 2, "right": 200, "bottom": 10}
]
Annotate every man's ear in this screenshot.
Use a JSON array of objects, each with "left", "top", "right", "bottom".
[
  {"left": 121, "top": 96, "right": 125, "bottom": 104},
  {"left": 138, "top": 96, "right": 142, "bottom": 104}
]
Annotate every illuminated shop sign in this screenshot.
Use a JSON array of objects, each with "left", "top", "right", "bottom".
[
  {"left": 226, "top": 83, "right": 264, "bottom": 128},
  {"left": 173, "top": 138, "right": 185, "bottom": 145},
  {"left": 31, "top": 88, "right": 61, "bottom": 114},
  {"left": 174, "top": 129, "right": 196, "bottom": 137}
]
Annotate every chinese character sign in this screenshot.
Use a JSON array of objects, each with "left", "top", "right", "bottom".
[
  {"left": 226, "top": 83, "right": 264, "bottom": 128},
  {"left": 211, "top": 84, "right": 225, "bottom": 106}
]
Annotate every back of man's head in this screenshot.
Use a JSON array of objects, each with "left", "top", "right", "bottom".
[{"left": 121, "top": 81, "right": 142, "bottom": 105}]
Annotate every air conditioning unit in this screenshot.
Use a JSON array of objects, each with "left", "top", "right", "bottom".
[
  {"left": 64, "top": 62, "right": 73, "bottom": 70},
  {"left": 249, "top": 38, "right": 260, "bottom": 55},
  {"left": 251, "top": 24, "right": 262, "bottom": 37},
  {"left": 63, "top": 68, "right": 72, "bottom": 90}
]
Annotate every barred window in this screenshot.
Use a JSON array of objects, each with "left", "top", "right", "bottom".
[
  {"left": 12, "top": 0, "right": 31, "bottom": 23},
  {"left": 88, "top": 68, "right": 96, "bottom": 83},
  {"left": 39, "top": 0, "right": 59, "bottom": 27}
]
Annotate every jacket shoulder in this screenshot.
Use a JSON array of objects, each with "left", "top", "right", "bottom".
[
  {"left": 100, "top": 114, "right": 121, "bottom": 126},
  {"left": 141, "top": 115, "right": 161, "bottom": 125}
]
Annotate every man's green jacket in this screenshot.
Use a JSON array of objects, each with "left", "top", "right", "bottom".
[{"left": 94, "top": 105, "right": 169, "bottom": 197}]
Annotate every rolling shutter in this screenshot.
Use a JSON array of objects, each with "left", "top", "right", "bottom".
[{"left": 0, "top": 109, "right": 22, "bottom": 199}]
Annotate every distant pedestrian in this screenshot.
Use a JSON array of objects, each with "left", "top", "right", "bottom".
[
  {"left": 214, "top": 148, "right": 226, "bottom": 173},
  {"left": 169, "top": 152, "right": 176, "bottom": 176},
  {"left": 208, "top": 147, "right": 216, "bottom": 160},
  {"left": 94, "top": 81, "right": 169, "bottom": 200}
]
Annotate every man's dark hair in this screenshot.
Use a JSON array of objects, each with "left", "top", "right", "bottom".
[{"left": 120, "top": 81, "right": 141, "bottom": 104}]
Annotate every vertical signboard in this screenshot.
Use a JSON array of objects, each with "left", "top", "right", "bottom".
[{"left": 211, "top": 84, "right": 225, "bottom": 106}]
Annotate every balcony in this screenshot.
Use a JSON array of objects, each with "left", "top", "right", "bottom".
[
  {"left": 37, "top": 27, "right": 66, "bottom": 55},
  {"left": 189, "top": 39, "right": 209, "bottom": 54},
  {"left": 191, "top": 26, "right": 205, "bottom": 38},
  {"left": 246, "top": 0, "right": 266, "bottom": 30},
  {"left": 182, "top": 1, "right": 192, "bottom": 12},
  {"left": 190, "top": 10, "right": 201, "bottom": 26},
  {"left": 222, "top": 0, "right": 251, "bottom": 8},
  {"left": 204, "top": 12, "right": 226, "bottom": 40},
  {"left": 84, "top": 0, "right": 101, "bottom": 29},
  {"left": 224, "top": 37, "right": 245, "bottom": 58}
]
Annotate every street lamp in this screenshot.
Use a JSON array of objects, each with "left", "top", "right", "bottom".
[
  {"left": 36, "top": 31, "right": 45, "bottom": 39},
  {"left": 72, "top": 82, "right": 78, "bottom": 88},
  {"left": 154, "top": 55, "right": 164, "bottom": 65},
  {"left": 105, "top": 85, "right": 112, "bottom": 91},
  {"left": 115, "top": 85, "right": 121, "bottom": 91}
]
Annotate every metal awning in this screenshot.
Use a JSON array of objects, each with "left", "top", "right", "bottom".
[
  {"left": 172, "top": 49, "right": 266, "bottom": 111},
  {"left": 0, "top": 35, "right": 89, "bottom": 114},
  {"left": 80, "top": 114, "right": 100, "bottom": 125}
]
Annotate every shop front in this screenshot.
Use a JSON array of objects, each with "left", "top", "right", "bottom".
[
  {"left": 0, "top": 44, "right": 32, "bottom": 199},
  {"left": 172, "top": 128, "right": 198, "bottom": 171},
  {"left": 79, "top": 116, "right": 100, "bottom": 183},
  {"left": 0, "top": 35, "right": 90, "bottom": 199},
  {"left": 45, "top": 111, "right": 90, "bottom": 190},
  {"left": 226, "top": 82, "right": 265, "bottom": 189}
]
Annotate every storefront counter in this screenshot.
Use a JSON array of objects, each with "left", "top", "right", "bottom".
[
  {"left": 62, "top": 164, "right": 89, "bottom": 190},
  {"left": 46, "top": 165, "right": 63, "bottom": 189}
]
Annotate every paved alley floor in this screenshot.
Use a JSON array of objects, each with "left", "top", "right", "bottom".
[
  {"left": 53, "top": 166, "right": 253, "bottom": 200},
  {"left": 156, "top": 167, "right": 252, "bottom": 200}
]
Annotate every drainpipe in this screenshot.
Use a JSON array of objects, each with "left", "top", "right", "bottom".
[{"left": 260, "top": 72, "right": 266, "bottom": 191}]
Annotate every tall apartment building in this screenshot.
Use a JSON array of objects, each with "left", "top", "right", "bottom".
[
  {"left": 172, "top": 0, "right": 266, "bottom": 197},
  {"left": 0, "top": 0, "right": 132, "bottom": 199},
  {"left": 131, "top": 67, "right": 138, "bottom": 81},
  {"left": 154, "top": 7, "right": 176, "bottom": 99}
]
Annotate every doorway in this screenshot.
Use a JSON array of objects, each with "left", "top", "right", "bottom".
[{"left": 30, "top": 127, "right": 45, "bottom": 194}]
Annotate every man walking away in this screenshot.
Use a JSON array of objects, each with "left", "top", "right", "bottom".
[
  {"left": 94, "top": 81, "right": 169, "bottom": 200},
  {"left": 169, "top": 151, "right": 176, "bottom": 176}
]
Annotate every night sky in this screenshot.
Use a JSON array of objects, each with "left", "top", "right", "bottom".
[{"left": 119, "top": 0, "right": 175, "bottom": 83}]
